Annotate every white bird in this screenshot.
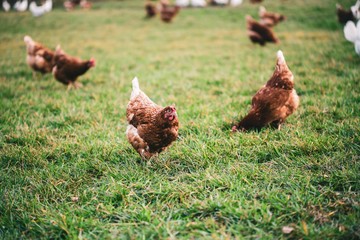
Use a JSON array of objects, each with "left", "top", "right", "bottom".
[
  {"left": 14, "top": 0, "right": 28, "bottom": 11},
  {"left": 13, "top": 0, "right": 19, "bottom": 9},
  {"left": 211, "top": 0, "right": 228, "bottom": 6},
  {"left": 351, "top": 0, "right": 360, "bottom": 19},
  {"left": 2, "top": 0, "right": 10, "bottom": 11},
  {"left": 191, "top": 0, "right": 206, "bottom": 7},
  {"left": 43, "top": 0, "right": 52, "bottom": 12},
  {"left": 344, "top": 20, "right": 360, "bottom": 55},
  {"left": 29, "top": 1, "right": 46, "bottom": 17},
  {"left": 229, "top": 0, "right": 242, "bottom": 6},
  {"left": 175, "top": 0, "right": 190, "bottom": 7}
]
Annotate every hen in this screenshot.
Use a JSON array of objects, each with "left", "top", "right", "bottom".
[
  {"left": 351, "top": 0, "right": 360, "bottom": 20},
  {"left": 80, "top": 0, "right": 92, "bottom": 9},
  {"left": 336, "top": 3, "right": 356, "bottom": 24},
  {"left": 145, "top": 1, "right": 157, "bottom": 18},
  {"left": 29, "top": 1, "right": 47, "bottom": 17},
  {"left": 126, "top": 77, "right": 179, "bottom": 159},
  {"left": 175, "top": 0, "right": 190, "bottom": 7},
  {"left": 259, "top": 6, "right": 286, "bottom": 28},
  {"left": 210, "top": 0, "right": 228, "bottom": 6},
  {"left": 160, "top": 2, "right": 180, "bottom": 23},
  {"left": 24, "top": 35, "right": 55, "bottom": 75},
  {"left": 229, "top": 0, "right": 243, "bottom": 7},
  {"left": 190, "top": 0, "right": 207, "bottom": 7},
  {"left": 3, "top": 0, "right": 10, "bottom": 12},
  {"left": 246, "top": 15, "right": 279, "bottom": 46},
  {"left": 14, "top": 0, "right": 28, "bottom": 11},
  {"left": 344, "top": 20, "right": 360, "bottom": 56},
  {"left": 52, "top": 45, "right": 95, "bottom": 89},
  {"left": 232, "top": 50, "right": 299, "bottom": 131}
]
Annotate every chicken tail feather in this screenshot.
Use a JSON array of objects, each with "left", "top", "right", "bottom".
[
  {"left": 344, "top": 21, "right": 358, "bottom": 43},
  {"left": 233, "top": 110, "right": 263, "bottom": 131},
  {"left": 277, "top": 50, "right": 285, "bottom": 65},
  {"left": 131, "top": 76, "right": 140, "bottom": 100},
  {"left": 24, "top": 35, "right": 34, "bottom": 45}
]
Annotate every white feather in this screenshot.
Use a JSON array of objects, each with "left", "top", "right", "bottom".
[
  {"left": 344, "top": 21, "right": 360, "bottom": 55},
  {"left": 130, "top": 77, "right": 140, "bottom": 100},
  {"left": 351, "top": 0, "right": 360, "bottom": 19},
  {"left": 277, "top": 50, "right": 285, "bottom": 65},
  {"left": 230, "top": 0, "right": 242, "bottom": 6},
  {"left": 355, "top": 41, "right": 360, "bottom": 55},
  {"left": 259, "top": 5, "right": 266, "bottom": 15},
  {"left": 2, "top": 0, "right": 10, "bottom": 12},
  {"left": 212, "top": 0, "right": 228, "bottom": 5},
  {"left": 175, "top": 0, "right": 190, "bottom": 7},
  {"left": 126, "top": 125, "right": 139, "bottom": 138},
  {"left": 344, "top": 21, "right": 359, "bottom": 42},
  {"left": 15, "top": 0, "right": 28, "bottom": 11},
  {"left": 29, "top": 1, "right": 46, "bottom": 17},
  {"left": 14, "top": 1, "right": 19, "bottom": 9},
  {"left": 191, "top": 0, "right": 207, "bottom": 7},
  {"left": 43, "top": 0, "right": 52, "bottom": 12},
  {"left": 24, "top": 35, "right": 33, "bottom": 44}
]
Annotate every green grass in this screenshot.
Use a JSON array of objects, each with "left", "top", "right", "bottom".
[{"left": 0, "top": 0, "right": 359, "bottom": 239}]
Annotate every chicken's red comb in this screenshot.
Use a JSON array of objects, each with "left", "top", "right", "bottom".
[{"left": 89, "top": 58, "right": 96, "bottom": 67}]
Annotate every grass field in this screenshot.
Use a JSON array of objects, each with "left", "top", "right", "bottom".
[{"left": 0, "top": 0, "right": 359, "bottom": 239}]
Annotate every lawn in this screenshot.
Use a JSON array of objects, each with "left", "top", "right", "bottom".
[{"left": 0, "top": 0, "right": 359, "bottom": 239}]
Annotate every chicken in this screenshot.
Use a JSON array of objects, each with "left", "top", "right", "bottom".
[
  {"left": 52, "top": 45, "right": 95, "bottom": 89},
  {"left": 259, "top": 6, "right": 286, "bottom": 28},
  {"left": 229, "top": 0, "right": 243, "bottom": 7},
  {"left": 246, "top": 15, "right": 279, "bottom": 46},
  {"left": 29, "top": 1, "right": 46, "bottom": 17},
  {"left": 64, "top": 1, "right": 75, "bottom": 11},
  {"left": 126, "top": 77, "right": 179, "bottom": 159},
  {"left": 232, "top": 50, "right": 299, "bottom": 131},
  {"left": 336, "top": 3, "right": 356, "bottom": 24},
  {"left": 190, "top": 0, "right": 207, "bottom": 7},
  {"left": 24, "top": 35, "right": 55, "bottom": 75},
  {"left": 145, "top": 1, "right": 157, "bottom": 18},
  {"left": 210, "top": 0, "right": 228, "bottom": 6},
  {"left": 351, "top": 0, "right": 360, "bottom": 20},
  {"left": 80, "top": 0, "right": 91, "bottom": 9},
  {"left": 175, "top": 0, "right": 190, "bottom": 8},
  {"left": 14, "top": 0, "right": 28, "bottom": 11},
  {"left": 344, "top": 20, "right": 360, "bottom": 56},
  {"left": 2, "top": 0, "right": 10, "bottom": 12},
  {"left": 43, "top": 0, "right": 52, "bottom": 12},
  {"left": 160, "top": 3, "right": 180, "bottom": 23}
]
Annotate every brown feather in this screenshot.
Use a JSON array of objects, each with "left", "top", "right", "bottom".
[
  {"left": 126, "top": 78, "right": 179, "bottom": 159},
  {"left": 259, "top": 7, "right": 286, "bottom": 28},
  {"left": 246, "top": 15, "right": 279, "bottom": 46},
  {"left": 145, "top": 2, "right": 157, "bottom": 18},
  {"left": 24, "top": 36, "right": 55, "bottom": 74},
  {"left": 233, "top": 51, "right": 299, "bottom": 131},
  {"left": 160, "top": 3, "right": 180, "bottom": 23},
  {"left": 52, "top": 46, "right": 95, "bottom": 86}
]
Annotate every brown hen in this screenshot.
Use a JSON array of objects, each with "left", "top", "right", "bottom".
[
  {"left": 145, "top": 1, "right": 157, "bottom": 18},
  {"left": 259, "top": 6, "right": 286, "bottom": 28},
  {"left": 232, "top": 50, "right": 299, "bottom": 131},
  {"left": 246, "top": 15, "right": 279, "bottom": 46},
  {"left": 126, "top": 77, "right": 179, "bottom": 159},
  {"left": 24, "top": 35, "right": 55, "bottom": 76},
  {"left": 160, "top": 2, "right": 180, "bottom": 23},
  {"left": 52, "top": 45, "right": 95, "bottom": 89}
]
